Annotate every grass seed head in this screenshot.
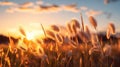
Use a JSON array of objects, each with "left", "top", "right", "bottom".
[
  {"left": 91, "top": 33, "right": 99, "bottom": 46},
  {"left": 66, "top": 22, "right": 73, "bottom": 34},
  {"left": 78, "top": 31, "right": 89, "bottom": 43},
  {"left": 89, "top": 16, "right": 97, "bottom": 29},
  {"left": 46, "top": 30, "right": 55, "bottom": 40},
  {"left": 71, "top": 23, "right": 77, "bottom": 35},
  {"left": 50, "top": 25, "right": 60, "bottom": 32},
  {"left": 71, "top": 19, "right": 80, "bottom": 29},
  {"left": 80, "top": 13, "right": 84, "bottom": 31},
  {"left": 85, "top": 25, "right": 91, "bottom": 38},
  {"left": 55, "top": 34, "right": 63, "bottom": 44},
  {"left": 108, "top": 23, "right": 115, "bottom": 34},
  {"left": 106, "top": 28, "right": 110, "bottom": 39},
  {"left": 19, "top": 27, "right": 26, "bottom": 36},
  {"left": 106, "top": 23, "right": 115, "bottom": 39}
]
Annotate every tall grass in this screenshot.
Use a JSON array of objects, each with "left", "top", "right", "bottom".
[{"left": 0, "top": 14, "right": 120, "bottom": 67}]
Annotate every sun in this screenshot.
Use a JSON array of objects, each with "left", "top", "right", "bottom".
[
  {"left": 26, "top": 30, "right": 44, "bottom": 40},
  {"left": 26, "top": 32, "right": 35, "bottom": 40}
]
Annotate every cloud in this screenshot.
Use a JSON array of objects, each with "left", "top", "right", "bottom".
[
  {"left": 104, "top": 0, "right": 119, "bottom": 4},
  {"left": 0, "top": 1, "right": 17, "bottom": 6},
  {"left": 36, "top": 1, "right": 43, "bottom": 5},
  {"left": 85, "top": 10, "right": 103, "bottom": 16},
  {"left": 6, "top": 3, "right": 79, "bottom": 13},
  {"left": 35, "top": 4, "right": 61, "bottom": 13},
  {"left": 6, "top": 7, "right": 34, "bottom": 13},
  {"left": 6, "top": 8, "right": 14, "bottom": 13},
  {"left": 6, "top": 4, "right": 61, "bottom": 13},
  {"left": 62, "top": 4, "right": 79, "bottom": 13},
  {"left": 20, "top": 2, "right": 34, "bottom": 8},
  {"left": 2, "top": 0, "right": 79, "bottom": 13},
  {"left": 80, "top": 6, "right": 88, "bottom": 11}
]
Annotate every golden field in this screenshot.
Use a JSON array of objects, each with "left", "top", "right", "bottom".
[{"left": 0, "top": 15, "right": 120, "bottom": 67}]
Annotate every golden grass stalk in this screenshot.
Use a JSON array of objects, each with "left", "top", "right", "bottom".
[
  {"left": 79, "top": 57, "right": 82, "bottom": 67},
  {"left": 91, "top": 33, "right": 99, "bottom": 46},
  {"left": 78, "top": 31, "right": 89, "bottom": 43},
  {"left": 108, "top": 23, "right": 115, "bottom": 34},
  {"left": 55, "top": 34, "right": 63, "bottom": 44},
  {"left": 46, "top": 30, "right": 55, "bottom": 40},
  {"left": 8, "top": 36, "right": 16, "bottom": 53},
  {"left": 19, "top": 27, "right": 26, "bottom": 36},
  {"left": 66, "top": 22, "right": 73, "bottom": 34},
  {"left": 103, "top": 44, "right": 111, "bottom": 56},
  {"left": 89, "top": 16, "right": 97, "bottom": 29},
  {"left": 41, "top": 24, "right": 46, "bottom": 37},
  {"left": 50, "top": 25, "right": 60, "bottom": 32},
  {"left": 80, "top": 13, "right": 84, "bottom": 31},
  {"left": 106, "top": 23, "right": 115, "bottom": 39},
  {"left": 71, "top": 19, "right": 80, "bottom": 29},
  {"left": 71, "top": 23, "right": 77, "bottom": 35},
  {"left": 85, "top": 25, "right": 91, "bottom": 37},
  {"left": 106, "top": 28, "right": 110, "bottom": 39}
]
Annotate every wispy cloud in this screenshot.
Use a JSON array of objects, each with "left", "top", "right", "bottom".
[
  {"left": 0, "top": 1, "right": 17, "bottom": 6},
  {"left": 35, "top": 4, "right": 61, "bottom": 13},
  {"left": 104, "top": 0, "right": 119, "bottom": 4},
  {"left": 80, "top": 6, "right": 88, "bottom": 11},
  {"left": 62, "top": 4, "right": 79, "bottom": 13},
  {"left": 20, "top": 2, "right": 34, "bottom": 8},
  {"left": 85, "top": 10, "right": 103, "bottom": 16},
  {"left": 6, "top": 2, "right": 79, "bottom": 14},
  {"left": 36, "top": 1, "right": 44, "bottom": 5}
]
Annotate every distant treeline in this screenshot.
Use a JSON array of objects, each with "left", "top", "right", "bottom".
[
  {"left": 0, "top": 33, "right": 120, "bottom": 45},
  {"left": 0, "top": 35, "right": 18, "bottom": 45}
]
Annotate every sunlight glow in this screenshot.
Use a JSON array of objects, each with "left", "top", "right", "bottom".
[
  {"left": 26, "top": 32, "right": 35, "bottom": 40},
  {"left": 26, "top": 30, "right": 44, "bottom": 40}
]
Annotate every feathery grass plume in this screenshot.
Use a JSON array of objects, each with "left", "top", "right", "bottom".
[
  {"left": 109, "top": 23, "right": 115, "bottom": 34},
  {"left": 66, "top": 19, "right": 80, "bottom": 35},
  {"left": 46, "top": 30, "right": 55, "bottom": 40},
  {"left": 80, "top": 13, "right": 84, "bottom": 31},
  {"left": 8, "top": 36, "right": 16, "bottom": 53},
  {"left": 103, "top": 44, "right": 111, "bottom": 56},
  {"left": 50, "top": 25, "right": 60, "bottom": 32},
  {"left": 71, "top": 23, "right": 77, "bottom": 35},
  {"left": 108, "top": 23, "right": 115, "bottom": 34},
  {"left": 89, "top": 16, "right": 97, "bottom": 29},
  {"left": 71, "top": 19, "right": 80, "bottom": 29},
  {"left": 55, "top": 34, "right": 63, "bottom": 44},
  {"left": 19, "top": 27, "right": 26, "bottom": 36},
  {"left": 106, "top": 28, "right": 110, "bottom": 39},
  {"left": 78, "top": 31, "right": 89, "bottom": 43},
  {"left": 103, "top": 44, "right": 112, "bottom": 67},
  {"left": 89, "top": 46, "right": 103, "bottom": 67},
  {"left": 85, "top": 25, "right": 91, "bottom": 38},
  {"left": 66, "top": 22, "right": 73, "bottom": 34},
  {"left": 106, "top": 23, "right": 115, "bottom": 39},
  {"left": 91, "top": 33, "right": 99, "bottom": 46}
]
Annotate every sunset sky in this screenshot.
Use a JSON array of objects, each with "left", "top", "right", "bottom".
[{"left": 0, "top": 0, "right": 120, "bottom": 35}]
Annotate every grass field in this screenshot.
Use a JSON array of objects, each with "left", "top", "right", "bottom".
[{"left": 0, "top": 16, "right": 120, "bottom": 67}]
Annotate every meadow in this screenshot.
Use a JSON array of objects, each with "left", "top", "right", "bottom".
[{"left": 0, "top": 15, "right": 120, "bottom": 67}]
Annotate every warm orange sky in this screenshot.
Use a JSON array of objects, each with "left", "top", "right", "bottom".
[{"left": 0, "top": 0, "right": 120, "bottom": 35}]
